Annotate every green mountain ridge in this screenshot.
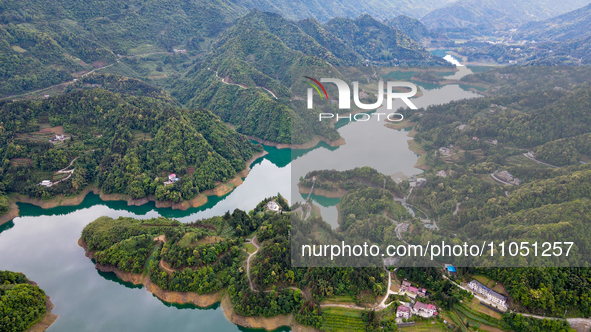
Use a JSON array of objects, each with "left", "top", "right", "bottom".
[
  {"left": 384, "top": 15, "right": 440, "bottom": 42},
  {"left": 171, "top": 10, "right": 447, "bottom": 144}
]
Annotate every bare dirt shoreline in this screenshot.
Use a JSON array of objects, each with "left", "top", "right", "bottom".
[
  {"left": 78, "top": 238, "right": 318, "bottom": 332},
  {"left": 0, "top": 150, "right": 268, "bottom": 226}
]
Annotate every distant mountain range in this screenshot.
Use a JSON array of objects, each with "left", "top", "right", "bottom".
[
  {"left": 515, "top": 3, "right": 591, "bottom": 41},
  {"left": 420, "top": 0, "right": 591, "bottom": 38},
  {"left": 232, "top": 0, "right": 456, "bottom": 22}
]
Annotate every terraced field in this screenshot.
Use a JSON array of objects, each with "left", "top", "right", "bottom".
[
  {"left": 453, "top": 303, "right": 505, "bottom": 331},
  {"left": 321, "top": 307, "right": 366, "bottom": 332}
]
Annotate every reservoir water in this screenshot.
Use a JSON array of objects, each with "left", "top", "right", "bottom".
[{"left": 0, "top": 74, "right": 481, "bottom": 331}]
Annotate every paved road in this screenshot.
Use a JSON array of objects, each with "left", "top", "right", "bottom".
[
  {"left": 7, "top": 52, "right": 172, "bottom": 100},
  {"left": 523, "top": 153, "right": 560, "bottom": 168}
]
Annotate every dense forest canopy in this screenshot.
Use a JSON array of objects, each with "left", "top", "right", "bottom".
[
  {"left": 0, "top": 270, "right": 47, "bottom": 332},
  {"left": 0, "top": 74, "right": 261, "bottom": 202}
]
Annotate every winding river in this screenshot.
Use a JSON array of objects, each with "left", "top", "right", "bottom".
[{"left": 0, "top": 66, "right": 483, "bottom": 331}]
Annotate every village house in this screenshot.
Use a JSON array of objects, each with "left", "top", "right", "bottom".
[
  {"left": 493, "top": 170, "right": 521, "bottom": 185},
  {"left": 267, "top": 200, "right": 281, "bottom": 212},
  {"left": 39, "top": 180, "right": 52, "bottom": 187},
  {"left": 163, "top": 174, "right": 179, "bottom": 185},
  {"left": 436, "top": 170, "right": 447, "bottom": 178},
  {"left": 444, "top": 264, "right": 457, "bottom": 276},
  {"left": 496, "top": 170, "right": 513, "bottom": 182},
  {"left": 438, "top": 147, "right": 452, "bottom": 156},
  {"left": 49, "top": 134, "right": 70, "bottom": 144},
  {"left": 412, "top": 301, "right": 438, "bottom": 318},
  {"left": 457, "top": 124, "right": 467, "bottom": 130},
  {"left": 526, "top": 151, "right": 535, "bottom": 158},
  {"left": 400, "top": 281, "right": 427, "bottom": 298},
  {"left": 486, "top": 139, "right": 498, "bottom": 145},
  {"left": 396, "top": 305, "right": 411, "bottom": 319},
  {"left": 472, "top": 136, "right": 480, "bottom": 141},
  {"left": 409, "top": 176, "right": 427, "bottom": 188},
  {"left": 467, "top": 280, "right": 507, "bottom": 307}
]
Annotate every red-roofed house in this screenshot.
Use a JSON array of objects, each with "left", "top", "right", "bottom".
[{"left": 412, "top": 301, "right": 438, "bottom": 318}]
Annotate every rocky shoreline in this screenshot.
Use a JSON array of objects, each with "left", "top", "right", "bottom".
[{"left": 78, "top": 238, "right": 317, "bottom": 332}]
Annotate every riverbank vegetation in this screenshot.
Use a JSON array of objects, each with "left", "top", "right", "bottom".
[
  {"left": 0, "top": 270, "right": 48, "bottom": 332},
  {"left": 81, "top": 196, "right": 395, "bottom": 330}
]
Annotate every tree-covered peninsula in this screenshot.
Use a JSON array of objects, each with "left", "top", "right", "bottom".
[{"left": 0, "top": 74, "right": 262, "bottom": 210}]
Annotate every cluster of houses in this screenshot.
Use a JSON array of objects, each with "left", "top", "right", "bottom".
[
  {"left": 400, "top": 281, "right": 427, "bottom": 299},
  {"left": 467, "top": 280, "right": 508, "bottom": 308},
  {"left": 493, "top": 170, "right": 522, "bottom": 186},
  {"left": 49, "top": 134, "right": 70, "bottom": 144},
  {"left": 396, "top": 301, "right": 438, "bottom": 320}
]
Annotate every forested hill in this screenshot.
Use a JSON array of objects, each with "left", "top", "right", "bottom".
[
  {"left": 384, "top": 15, "right": 439, "bottom": 42},
  {"left": 322, "top": 14, "right": 443, "bottom": 63},
  {"left": 0, "top": 270, "right": 49, "bottom": 332},
  {"left": 410, "top": 82, "right": 591, "bottom": 153},
  {"left": 0, "top": 74, "right": 261, "bottom": 203},
  {"left": 171, "top": 10, "right": 446, "bottom": 144},
  {"left": 0, "top": 0, "right": 245, "bottom": 97}
]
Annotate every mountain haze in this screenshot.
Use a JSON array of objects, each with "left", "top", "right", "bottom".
[
  {"left": 420, "top": 0, "right": 591, "bottom": 37},
  {"left": 515, "top": 3, "right": 591, "bottom": 41}
]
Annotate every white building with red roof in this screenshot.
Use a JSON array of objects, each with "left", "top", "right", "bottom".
[
  {"left": 412, "top": 301, "right": 438, "bottom": 318},
  {"left": 400, "top": 280, "right": 427, "bottom": 299}
]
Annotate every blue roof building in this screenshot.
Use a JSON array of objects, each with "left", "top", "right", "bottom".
[{"left": 445, "top": 264, "right": 457, "bottom": 275}]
